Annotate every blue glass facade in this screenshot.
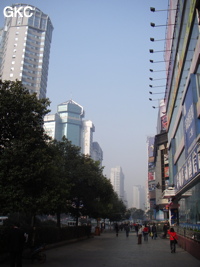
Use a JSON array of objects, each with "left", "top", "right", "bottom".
[{"left": 165, "top": 0, "right": 200, "bottom": 226}]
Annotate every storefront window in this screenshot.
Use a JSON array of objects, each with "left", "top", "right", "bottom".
[{"left": 179, "top": 182, "right": 200, "bottom": 225}]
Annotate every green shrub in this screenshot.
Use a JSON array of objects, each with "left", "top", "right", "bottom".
[{"left": 0, "top": 225, "right": 91, "bottom": 255}]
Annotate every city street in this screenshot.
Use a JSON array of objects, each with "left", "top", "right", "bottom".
[{"left": 2, "top": 230, "right": 200, "bottom": 267}]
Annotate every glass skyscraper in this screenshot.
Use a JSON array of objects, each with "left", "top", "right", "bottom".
[
  {"left": 0, "top": 4, "right": 53, "bottom": 99},
  {"left": 44, "top": 99, "right": 103, "bottom": 165},
  {"left": 57, "top": 100, "right": 85, "bottom": 147},
  {"left": 44, "top": 100, "right": 85, "bottom": 147}
]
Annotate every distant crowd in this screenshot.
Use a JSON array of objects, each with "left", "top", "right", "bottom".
[{"left": 114, "top": 221, "right": 178, "bottom": 253}]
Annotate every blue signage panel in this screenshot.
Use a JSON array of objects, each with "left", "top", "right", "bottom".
[
  {"left": 175, "top": 143, "right": 200, "bottom": 191},
  {"left": 183, "top": 81, "right": 196, "bottom": 155}
]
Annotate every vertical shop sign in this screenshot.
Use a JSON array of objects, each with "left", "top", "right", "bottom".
[{"left": 183, "top": 81, "right": 196, "bottom": 155}]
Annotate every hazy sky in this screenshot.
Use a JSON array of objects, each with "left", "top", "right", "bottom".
[{"left": 0, "top": 0, "right": 168, "bottom": 207}]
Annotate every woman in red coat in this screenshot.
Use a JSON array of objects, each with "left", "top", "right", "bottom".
[{"left": 168, "top": 227, "right": 178, "bottom": 253}]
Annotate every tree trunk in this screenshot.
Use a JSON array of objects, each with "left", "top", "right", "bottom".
[
  {"left": 31, "top": 214, "right": 35, "bottom": 227},
  {"left": 57, "top": 212, "right": 61, "bottom": 228}
]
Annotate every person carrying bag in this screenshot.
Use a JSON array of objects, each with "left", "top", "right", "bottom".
[{"left": 168, "top": 227, "right": 178, "bottom": 253}]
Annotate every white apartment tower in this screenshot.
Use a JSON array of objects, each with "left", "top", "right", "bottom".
[
  {"left": 132, "top": 185, "right": 140, "bottom": 209},
  {"left": 110, "top": 166, "right": 125, "bottom": 201},
  {"left": 0, "top": 4, "right": 53, "bottom": 99},
  {"left": 81, "top": 120, "right": 95, "bottom": 156}
]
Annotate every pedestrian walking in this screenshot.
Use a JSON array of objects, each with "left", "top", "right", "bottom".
[
  {"left": 8, "top": 222, "right": 26, "bottom": 267},
  {"left": 115, "top": 223, "right": 119, "bottom": 237},
  {"left": 151, "top": 223, "right": 157, "bottom": 240},
  {"left": 143, "top": 225, "right": 149, "bottom": 241},
  {"left": 137, "top": 225, "right": 142, "bottom": 244},
  {"left": 168, "top": 227, "right": 178, "bottom": 253},
  {"left": 134, "top": 223, "right": 139, "bottom": 236},
  {"left": 163, "top": 223, "right": 168, "bottom": 238},
  {"left": 125, "top": 223, "right": 130, "bottom": 237}
]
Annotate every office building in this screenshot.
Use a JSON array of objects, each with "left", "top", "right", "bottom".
[
  {"left": 44, "top": 99, "right": 103, "bottom": 165},
  {"left": 44, "top": 99, "right": 84, "bottom": 147},
  {"left": 150, "top": 0, "right": 200, "bottom": 227},
  {"left": 132, "top": 185, "right": 140, "bottom": 209},
  {"left": 110, "top": 166, "right": 125, "bottom": 202},
  {"left": 81, "top": 122, "right": 103, "bottom": 165},
  {"left": 0, "top": 4, "right": 53, "bottom": 99},
  {"left": 43, "top": 113, "right": 61, "bottom": 141},
  {"left": 132, "top": 185, "right": 145, "bottom": 210},
  {"left": 132, "top": 185, "right": 141, "bottom": 209},
  {"left": 81, "top": 120, "right": 95, "bottom": 156},
  {"left": 91, "top": 142, "right": 103, "bottom": 167}
]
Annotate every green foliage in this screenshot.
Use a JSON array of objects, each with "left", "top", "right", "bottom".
[
  {"left": 105, "top": 192, "right": 126, "bottom": 222},
  {"left": 125, "top": 208, "right": 145, "bottom": 221},
  {"left": 0, "top": 80, "right": 126, "bottom": 226},
  {"left": 0, "top": 80, "right": 51, "bottom": 214},
  {"left": 0, "top": 225, "right": 91, "bottom": 255}
]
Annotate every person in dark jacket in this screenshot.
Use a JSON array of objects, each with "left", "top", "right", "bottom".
[
  {"left": 124, "top": 223, "right": 130, "bottom": 237},
  {"left": 115, "top": 223, "right": 119, "bottom": 237},
  {"left": 8, "top": 222, "right": 25, "bottom": 267},
  {"left": 163, "top": 223, "right": 169, "bottom": 238},
  {"left": 151, "top": 223, "right": 157, "bottom": 240}
]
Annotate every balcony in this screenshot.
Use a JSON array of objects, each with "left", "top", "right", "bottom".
[{"left": 162, "top": 187, "right": 176, "bottom": 199}]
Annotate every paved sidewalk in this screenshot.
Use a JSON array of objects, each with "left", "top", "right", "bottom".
[
  {"left": 86, "top": 230, "right": 200, "bottom": 267},
  {"left": 1, "top": 230, "right": 200, "bottom": 266}
]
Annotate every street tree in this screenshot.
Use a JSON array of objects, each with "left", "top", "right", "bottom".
[
  {"left": 0, "top": 80, "right": 51, "bottom": 221},
  {"left": 46, "top": 138, "right": 80, "bottom": 227}
]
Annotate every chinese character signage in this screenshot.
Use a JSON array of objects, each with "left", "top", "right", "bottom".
[
  {"left": 183, "top": 80, "right": 196, "bottom": 155},
  {"left": 175, "top": 143, "right": 200, "bottom": 191}
]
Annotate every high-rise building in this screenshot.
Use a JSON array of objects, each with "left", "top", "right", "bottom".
[
  {"left": 132, "top": 185, "right": 145, "bottom": 210},
  {"left": 91, "top": 142, "right": 103, "bottom": 167},
  {"left": 110, "top": 166, "right": 125, "bottom": 201},
  {"left": 43, "top": 113, "right": 61, "bottom": 141},
  {"left": 57, "top": 100, "right": 84, "bottom": 147},
  {"left": 81, "top": 120, "right": 95, "bottom": 155},
  {"left": 0, "top": 4, "right": 53, "bottom": 99},
  {"left": 132, "top": 185, "right": 140, "bottom": 209},
  {"left": 44, "top": 99, "right": 85, "bottom": 147},
  {"left": 44, "top": 99, "right": 103, "bottom": 165}
]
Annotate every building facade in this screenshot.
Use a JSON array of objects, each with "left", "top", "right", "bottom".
[
  {"left": 44, "top": 99, "right": 103, "bottom": 165},
  {"left": 44, "top": 100, "right": 84, "bottom": 147},
  {"left": 57, "top": 100, "right": 84, "bottom": 147},
  {"left": 132, "top": 185, "right": 145, "bottom": 210},
  {"left": 0, "top": 4, "right": 53, "bottom": 99},
  {"left": 132, "top": 185, "right": 140, "bottom": 209},
  {"left": 110, "top": 166, "right": 125, "bottom": 202},
  {"left": 151, "top": 0, "right": 200, "bottom": 228},
  {"left": 147, "top": 136, "right": 156, "bottom": 218},
  {"left": 81, "top": 120, "right": 95, "bottom": 156},
  {"left": 91, "top": 142, "right": 103, "bottom": 167}
]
